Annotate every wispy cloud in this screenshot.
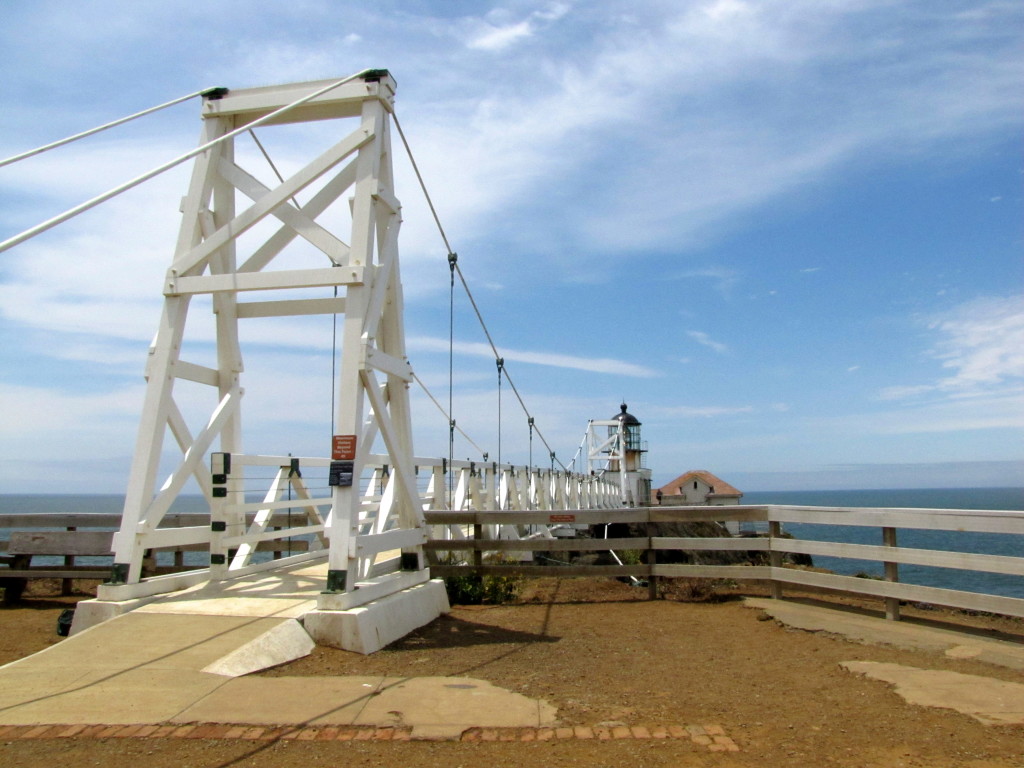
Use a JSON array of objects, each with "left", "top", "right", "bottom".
[
  {"left": 880, "top": 294, "right": 1024, "bottom": 400},
  {"left": 464, "top": 3, "right": 571, "bottom": 51},
  {"left": 653, "top": 404, "right": 755, "bottom": 418},
  {"left": 408, "top": 336, "right": 658, "bottom": 378},
  {"left": 672, "top": 267, "right": 740, "bottom": 296},
  {"left": 687, "top": 330, "right": 729, "bottom": 354}
]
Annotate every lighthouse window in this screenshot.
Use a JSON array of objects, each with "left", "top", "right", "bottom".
[{"left": 693, "top": 481, "right": 698, "bottom": 489}]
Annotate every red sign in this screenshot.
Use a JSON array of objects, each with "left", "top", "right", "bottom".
[
  {"left": 332, "top": 434, "right": 357, "bottom": 460},
  {"left": 549, "top": 514, "right": 576, "bottom": 523}
]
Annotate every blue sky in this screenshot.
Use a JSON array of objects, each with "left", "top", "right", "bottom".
[{"left": 0, "top": 0, "right": 1021, "bottom": 494}]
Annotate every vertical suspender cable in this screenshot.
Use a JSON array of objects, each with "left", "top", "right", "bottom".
[
  {"left": 496, "top": 358, "right": 504, "bottom": 468},
  {"left": 447, "top": 253, "right": 457, "bottom": 509},
  {"left": 528, "top": 417, "right": 534, "bottom": 510},
  {"left": 331, "top": 283, "right": 338, "bottom": 438}
]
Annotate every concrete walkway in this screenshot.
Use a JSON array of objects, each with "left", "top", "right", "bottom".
[
  {"left": 747, "top": 597, "right": 1024, "bottom": 725},
  {"left": 745, "top": 597, "right": 1024, "bottom": 670},
  {"left": 0, "top": 562, "right": 555, "bottom": 736},
  {"left": 3, "top": 580, "right": 1022, "bottom": 732}
]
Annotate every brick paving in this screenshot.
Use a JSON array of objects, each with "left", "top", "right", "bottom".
[{"left": 0, "top": 722, "right": 740, "bottom": 751}]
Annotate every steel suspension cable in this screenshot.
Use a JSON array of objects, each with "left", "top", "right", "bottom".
[
  {"left": 0, "top": 68, "right": 373, "bottom": 255},
  {"left": 447, "top": 253, "right": 457, "bottom": 508},
  {"left": 411, "top": 372, "right": 486, "bottom": 457},
  {"left": 394, "top": 109, "right": 571, "bottom": 475},
  {"left": 0, "top": 87, "right": 216, "bottom": 170}
]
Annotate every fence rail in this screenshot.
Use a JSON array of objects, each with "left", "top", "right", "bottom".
[
  {"left": 5, "top": 503, "right": 1022, "bottom": 621},
  {"left": 424, "top": 504, "right": 1024, "bottom": 621}
]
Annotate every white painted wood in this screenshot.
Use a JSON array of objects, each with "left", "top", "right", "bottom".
[
  {"left": 356, "top": 527, "right": 427, "bottom": 556},
  {"left": 171, "top": 128, "right": 373, "bottom": 276},
  {"left": 169, "top": 266, "right": 365, "bottom": 295},
  {"left": 235, "top": 297, "right": 346, "bottom": 318},
  {"left": 317, "top": 570, "right": 430, "bottom": 611},
  {"left": 653, "top": 537, "right": 770, "bottom": 551},
  {"left": 217, "top": 158, "right": 350, "bottom": 262},
  {"left": 173, "top": 361, "right": 220, "bottom": 386},
  {"left": 771, "top": 567, "right": 1024, "bottom": 619},
  {"left": 239, "top": 159, "right": 359, "bottom": 274},
  {"left": 202, "top": 75, "right": 396, "bottom": 125},
  {"left": 767, "top": 506, "right": 1024, "bottom": 534},
  {"left": 772, "top": 538, "right": 1024, "bottom": 576}
]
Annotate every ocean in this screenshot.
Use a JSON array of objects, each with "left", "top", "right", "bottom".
[
  {"left": 2, "top": 488, "right": 1023, "bottom": 598},
  {"left": 742, "top": 487, "right": 1024, "bottom": 599}
]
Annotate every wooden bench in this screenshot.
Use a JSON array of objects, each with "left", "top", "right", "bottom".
[
  {"left": 0, "top": 513, "right": 314, "bottom": 604},
  {"left": 1, "top": 530, "right": 114, "bottom": 604}
]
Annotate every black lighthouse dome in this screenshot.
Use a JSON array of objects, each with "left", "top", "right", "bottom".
[
  {"left": 612, "top": 402, "right": 640, "bottom": 426},
  {"left": 610, "top": 403, "right": 643, "bottom": 451}
]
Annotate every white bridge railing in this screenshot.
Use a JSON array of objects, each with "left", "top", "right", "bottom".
[{"left": 96, "top": 452, "right": 624, "bottom": 600}]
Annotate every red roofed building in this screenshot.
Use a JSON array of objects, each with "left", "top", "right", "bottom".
[
  {"left": 653, "top": 470, "right": 745, "bottom": 534},
  {"left": 653, "top": 470, "right": 743, "bottom": 506}
]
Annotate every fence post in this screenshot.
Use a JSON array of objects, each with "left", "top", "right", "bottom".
[
  {"left": 768, "top": 521, "right": 783, "bottom": 599},
  {"left": 646, "top": 513, "right": 657, "bottom": 600},
  {"left": 882, "top": 526, "right": 900, "bottom": 621},
  {"left": 58, "top": 525, "right": 76, "bottom": 596},
  {"left": 473, "top": 515, "right": 483, "bottom": 573}
]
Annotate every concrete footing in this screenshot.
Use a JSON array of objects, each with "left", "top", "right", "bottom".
[
  {"left": 303, "top": 579, "right": 450, "bottom": 654},
  {"left": 201, "top": 619, "right": 315, "bottom": 677},
  {"left": 69, "top": 595, "right": 163, "bottom": 636}
]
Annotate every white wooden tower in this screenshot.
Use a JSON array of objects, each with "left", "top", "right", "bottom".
[{"left": 100, "top": 71, "right": 438, "bottom": 625}]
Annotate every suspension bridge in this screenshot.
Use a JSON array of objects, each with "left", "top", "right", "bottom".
[{"left": 0, "top": 69, "right": 650, "bottom": 651}]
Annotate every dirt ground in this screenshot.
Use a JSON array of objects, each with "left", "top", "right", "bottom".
[{"left": 1, "top": 577, "right": 1023, "bottom": 768}]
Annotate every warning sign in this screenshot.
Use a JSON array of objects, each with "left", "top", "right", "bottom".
[
  {"left": 549, "top": 514, "right": 576, "bottom": 523},
  {"left": 332, "top": 434, "right": 357, "bottom": 461}
]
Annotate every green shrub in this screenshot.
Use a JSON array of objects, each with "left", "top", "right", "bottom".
[
  {"left": 616, "top": 549, "right": 644, "bottom": 565},
  {"left": 442, "top": 554, "right": 523, "bottom": 605}
]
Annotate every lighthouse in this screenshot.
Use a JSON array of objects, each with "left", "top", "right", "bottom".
[{"left": 586, "top": 403, "right": 653, "bottom": 506}]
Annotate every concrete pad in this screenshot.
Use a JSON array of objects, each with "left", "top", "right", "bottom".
[
  {"left": 304, "top": 578, "right": 450, "bottom": 654},
  {"left": 200, "top": 619, "right": 315, "bottom": 677},
  {"left": 0, "top": 667, "right": 98, "bottom": 710},
  {"left": 137, "top": 563, "right": 325, "bottom": 619},
  {"left": 353, "top": 676, "right": 557, "bottom": 728},
  {"left": 842, "top": 661, "right": 1024, "bottom": 725},
  {"left": 173, "top": 675, "right": 557, "bottom": 728},
  {"left": 70, "top": 595, "right": 162, "bottom": 636},
  {"left": 174, "top": 675, "right": 388, "bottom": 725},
  {"left": 746, "top": 597, "right": 1024, "bottom": 671},
  {"left": 16, "top": 613, "right": 295, "bottom": 672},
  {"left": 0, "top": 612, "right": 311, "bottom": 725},
  {"left": 0, "top": 668, "right": 230, "bottom": 726},
  {"left": 74, "top": 561, "right": 330, "bottom": 635}
]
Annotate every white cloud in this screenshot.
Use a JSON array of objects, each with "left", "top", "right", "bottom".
[
  {"left": 464, "top": 3, "right": 571, "bottom": 51},
  {"left": 880, "top": 294, "right": 1024, "bottom": 400},
  {"left": 408, "top": 336, "right": 658, "bottom": 378},
  {"left": 467, "top": 20, "right": 533, "bottom": 52},
  {"left": 819, "top": 391, "right": 1024, "bottom": 436},
  {"left": 686, "top": 330, "right": 729, "bottom": 354},
  {"left": 652, "top": 404, "right": 755, "bottom": 418},
  {"left": 672, "top": 267, "right": 740, "bottom": 296}
]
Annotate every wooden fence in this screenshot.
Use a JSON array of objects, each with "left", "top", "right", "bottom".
[
  {"left": 0, "top": 512, "right": 311, "bottom": 600},
  {"left": 424, "top": 504, "right": 1024, "bottom": 621},
  {"left": 4, "top": 503, "right": 1022, "bottom": 622}
]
